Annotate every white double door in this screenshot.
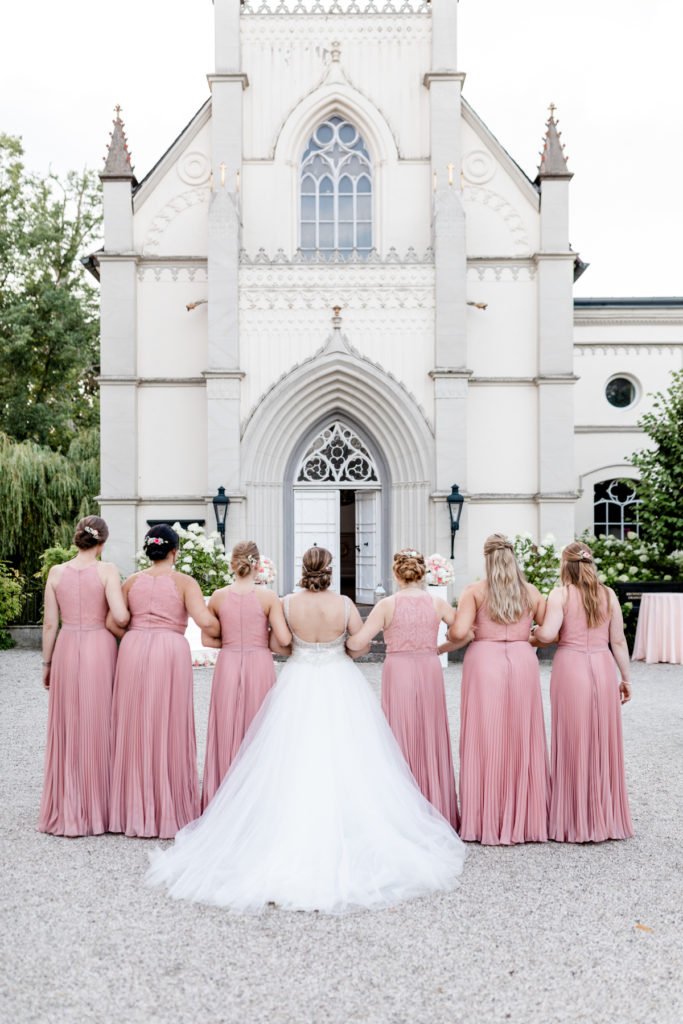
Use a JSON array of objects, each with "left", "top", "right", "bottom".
[{"left": 293, "top": 487, "right": 380, "bottom": 602}]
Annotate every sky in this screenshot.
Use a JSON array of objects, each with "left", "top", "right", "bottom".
[{"left": 1, "top": 0, "right": 680, "bottom": 297}]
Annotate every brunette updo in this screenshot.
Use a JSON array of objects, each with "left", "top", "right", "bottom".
[
  {"left": 74, "top": 516, "right": 109, "bottom": 550},
  {"left": 143, "top": 524, "right": 179, "bottom": 562},
  {"left": 299, "top": 546, "right": 333, "bottom": 592},
  {"left": 231, "top": 540, "right": 260, "bottom": 579},
  {"left": 392, "top": 548, "right": 427, "bottom": 585}
]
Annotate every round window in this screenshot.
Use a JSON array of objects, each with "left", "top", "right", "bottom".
[{"left": 605, "top": 376, "right": 637, "bottom": 409}]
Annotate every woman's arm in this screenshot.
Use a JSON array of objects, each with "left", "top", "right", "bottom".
[
  {"left": 266, "top": 592, "right": 292, "bottom": 648},
  {"left": 533, "top": 588, "right": 564, "bottom": 645},
  {"left": 105, "top": 610, "right": 127, "bottom": 639},
  {"left": 529, "top": 585, "right": 546, "bottom": 626},
  {"left": 608, "top": 589, "right": 632, "bottom": 703},
  {"left": 345, "top": 600, "right": 388, "bottom": 653},
  {"left": 200, "top": 593, "right": 222, "bottom": 648},
  {"left": 345, "top": 601, "right": 371, "bottom": 659},
  {"left": 103, "top": 564, "right": 130, "bottom": 628},
  {"left": 41, "top": 571, "right": 60, "bottom": 690},
  {"left": 183, "top": 577, "right": 220, "bottom": 636},
  {"left": 447, "top": 587, "right": 477, "bottom": 643}
]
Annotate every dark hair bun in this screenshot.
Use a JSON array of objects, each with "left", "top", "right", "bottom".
[
  {"left": 392, "top": 549, "right": 426, "bottom": 584},
  {"left": 74, "top": 516, "right": 109, "bottom": 550},
  {"left": 144, "top": 524, "right": 179, "bottom": 562},
  {"left": 299, "top": 546, "right": 333, "bottom": 592}
]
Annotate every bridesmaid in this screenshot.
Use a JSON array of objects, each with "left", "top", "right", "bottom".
[
  {"left": 346, "top": 549, "right": 464, "bottom": 830},
  {"left": 445, "top": 534, "right": 549, "bottom": 845},
  {"left": 533, "top": 541, "right": 633, "bottom": 842},
  {"left": 199, "top": 540, "right": 291, "bottom": 810},
  {"left": 39, "top": 516, "right": 129, "bottom": 836},
  {"left": 109, "top": 524, "right": 220, "bottom": 838}
]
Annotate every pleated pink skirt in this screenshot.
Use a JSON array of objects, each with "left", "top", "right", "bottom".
[
  {"left": 38, "top": 627, "right": 117, "bottom": 837},
  {"left": 109, "top": 629, "right": 199, "bottom": 839},
  {"left": 382, "top": 652, "right": 459, "bottom": 830},
  {"left": 459, "top": 640, "right": 550, "bottom": 845},
  {"left": 549, "top": 648, "right": 634, "bottom": 842},
  {"left": 201, "top": 648, "right": 276, "bottom": 810}
]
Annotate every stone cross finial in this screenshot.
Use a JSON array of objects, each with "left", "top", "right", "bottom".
[
  {"left": 331, "top": 40, "right": 341, "bottom": 63},
  {"left": 101, "top": 105, "right": 135, "bottom": 180},
  {"left": 548, "top": 102, "right": 557, "bottom": 119}
]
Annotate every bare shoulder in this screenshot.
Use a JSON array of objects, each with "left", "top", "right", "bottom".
[
  {"left": 525, "top": 582, "right": 542, "bottom": 602},
  {"left": 46, "top": 563, "right": 65, "bottom": 586},
  {"left": 464, "top": 581, "right": 485, "bottom": 601}
]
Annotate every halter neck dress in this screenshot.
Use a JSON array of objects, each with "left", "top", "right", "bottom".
[
  {"left": 38, "top": 562, "right": 117, "bottom": 836},
  {"left": 382, "top": 591, "right": 459, "bottom": 830},
  {"left": 459, "top": 597, "right": 550, "bottom": 844},
  {"left": 109, "top": 573, "right": 199, "bottom": 838},
  {"left": 201, "top": 589, "right": 276, "bottom": 810},
  {"left": 549, "top": 585, "right": 633, "bottom": 842}
]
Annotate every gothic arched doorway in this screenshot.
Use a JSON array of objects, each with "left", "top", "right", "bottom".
[{"left": 286, "top": 417, "right": 388, "bottom": 602}]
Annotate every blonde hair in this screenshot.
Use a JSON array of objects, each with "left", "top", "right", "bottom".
[
  {"left": 560, "top": 542, "right": 608, "bottom": 629},
  {"left": 74, "top": 515, "right": 109, "bottom": 550},
  {"left": 230, "top": 540, "right": 260, "bottom": 579},
  {"left": 393, "top": 549, "right": 426, "bottom": 585},
  {"left": 483, "top": 534, "right": 532, "bottom": 624},
  {"left": 299, "top": 546, "right": 333, "bottom": 592}
]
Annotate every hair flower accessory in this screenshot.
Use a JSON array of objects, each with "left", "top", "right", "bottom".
[
  {"left": 144, "top": 536, "right": 165, "bottom": 547},
  {"left": 84, "top": 526, "right": 100, "bottom": 539}
]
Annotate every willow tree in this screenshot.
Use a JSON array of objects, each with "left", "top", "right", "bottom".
[{"left": 0, "top": 431, "right": 98, "bottom": 578}]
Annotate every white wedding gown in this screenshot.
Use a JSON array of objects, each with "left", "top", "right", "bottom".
[{"left": 146, "top": 613, "right": 466, "bottom": 914}]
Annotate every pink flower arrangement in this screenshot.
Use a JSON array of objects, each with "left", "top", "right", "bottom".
[
  {"left": 425, "top": 553, "right": 454, "bottom": 586},
  {"left": 255, "top": 556, "right": 277, "bottom": 585}
]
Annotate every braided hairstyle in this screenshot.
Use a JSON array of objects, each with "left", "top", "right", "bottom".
[
  {"left": 392, "top": 549, "right": 427, "bottom": 585},
  {"left": 483, "top": 533, "right": 532, "bottom": 624},
  {"left": 560, "top": 541, "right": 608, "bottom": 628}
]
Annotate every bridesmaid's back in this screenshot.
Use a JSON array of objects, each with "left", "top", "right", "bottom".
[
  {"left": 128, "top": 573, "right": 187, "bottom": 632},
  {"left": 218, "top": 590, "right": 269, "bottom": 650},
  {"left": 473, "top": 593, "right": 532, "bottom": 643},
  {"left": 558, "top": 584, "right": 610, "bottom": 651},
  {"left": 384, "top": 593, "right": 439, "bottom": 654},
  {"left": 56, "top": 563, "right": 108, "bottom": 628}
]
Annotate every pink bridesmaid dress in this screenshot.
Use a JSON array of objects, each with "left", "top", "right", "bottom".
[
  {"left": 549, "top": 586, "right": 634, "bottom": 842},
  {"left": 109, "top": 574, "right": 199, "bottom": 838},
  {"left": 201, "top": 591, "right": 276, "bottom": 810},
  {"left": 38, "top": 563, "right": 117, "bottom": 836},
  {"left": 459, "top": 602, "right": 549, "bottom": 844},
  {"left": 382, "top": 592, "right": 459, "bottom": 830}
]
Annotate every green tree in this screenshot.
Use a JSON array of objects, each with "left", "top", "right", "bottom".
[
  {"left": 629, "top": 369, "right": 683, "bottom": 553},
  {"left": 0, "top": 134, "right": 101, "bottom": 452},
  {"left": 0, "top": 430, "right": 98, "bottom": 578}
]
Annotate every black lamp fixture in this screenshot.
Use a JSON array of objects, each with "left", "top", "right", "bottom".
[
  {"left": 446, "top": 483, "right": 464, "bottom": 558},
  {"left": 212, "top": 486, "right": 230, "bottom": 547}
]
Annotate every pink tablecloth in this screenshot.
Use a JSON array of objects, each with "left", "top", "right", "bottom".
[{"left": 632, "top": 593, "right": 683, "bottom": 665}]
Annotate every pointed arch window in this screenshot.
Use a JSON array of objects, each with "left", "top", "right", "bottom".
[
  {"left": 300, "top": 116, "right": 373, "bottom": 258},
  {"left": 297, "top": 421, "right": 379, "bottom": 484}
]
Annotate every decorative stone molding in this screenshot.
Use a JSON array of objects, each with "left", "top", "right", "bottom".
[
  {"left": 137, "top": 265, "right": 208, "bottom": 283},
  {"left": 241, "top": 16, "right": 430, "bottom": 43},
  {"left": 468, "top": 377, "right": 535, "bottom": 386},
  {"left": 466, "top": 263, "right": 536, "bottom": 282},
  {"left": 465, "top": 492, "right": 579, "bottom": 504},
  {"left": 239, "top": 246, "right": 434, "bottom": 265},
  {"left": 462, "top": 187, "right": 530, "bottom": 256},
  {"left": 462, "top": 150, "right": 495, "bottom": 185},
  {"left": 574, "top": 344, "right": 682, "bottom": 356},
  {"left": 575, "top": 425, "right": 645, "bottom": 434},
  {"left": 142, "top": 188, "right": 210, "bottom": 255},
  {"left": 241, "top": 1, "right": 430, "bottom": 14},
  {"left": 177, "top": 151, "right": 210, "bottom": 187}
]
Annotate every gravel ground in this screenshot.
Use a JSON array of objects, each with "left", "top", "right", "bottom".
[{"left": 1, "top": 650, "right": 682, "bottom": 1024}]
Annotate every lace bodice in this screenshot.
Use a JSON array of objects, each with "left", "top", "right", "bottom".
[
  {"left": 384, "top": 592, "right": 440, "bottom": 655},
  {"left": 283, "top": 595, "right": 351, "bottom": 664}
]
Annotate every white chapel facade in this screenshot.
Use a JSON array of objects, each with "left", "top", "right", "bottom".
[{"left": 92, "top": 0, "right": 683, "bottom": 597}]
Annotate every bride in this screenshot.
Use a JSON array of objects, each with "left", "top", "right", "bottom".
[{"left": 146, "top": 546, "right": 466, "bottom": 914}]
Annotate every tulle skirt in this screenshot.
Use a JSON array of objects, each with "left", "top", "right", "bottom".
[
  {"left": 147, "top": 652, "right": 466, "bottom": 914},
  {"left": 38, "top": 627, "right": 117, "bottom": 836}
]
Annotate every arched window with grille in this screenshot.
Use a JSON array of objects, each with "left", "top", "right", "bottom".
[
  {"left": 300, "top": 116, "right": 372, "bottom": 258},
  {"left": 593, "top": 479, "right": 640, "bottom": 539}
]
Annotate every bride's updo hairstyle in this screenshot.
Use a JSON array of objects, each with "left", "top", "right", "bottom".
[
  {"left": 74, "top": 515, "right": 109, "bottom": 550},
  {"left": 143, "top": 524, "right": 179, "bottom": 562},
  {"left": 560, "top": 541, "right": 608, "bottom": 628},
  {"left": 393, "top": 549, "right": 426, "bottom": 585},
  {"left": 299, "top": 546, "right": 333, "bottom": 592},
  {"left": 483, "top": 533, "right": 531, "bottom": 625},
  {"left": 231, "top": 540, "right": 260, "bottom": 579}
]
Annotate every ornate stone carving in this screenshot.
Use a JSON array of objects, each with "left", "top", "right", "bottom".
[
  {"left": 137, "top": 265, "right": 208, "bottom": 283},
  {"left": 462, "top": 187, "right": 530, "bottom": 256},
  {"left": 462, "top": 150, "right": 495, "bottom": 186},
  {"left": 467, "top": 264, "right": 537, "bottom": 282},
  {"left": 296, "top": 420, "right": 379, "bottom": 482},
  {"left": 241, "top": 1, "right": 430, "bottom": 14},
  {"left": 142, "top": 188, "right": 210, "bottom": 255},
  {"left": 177, "top": 151, "right": 210, "bottom": 186},
  {"left": 239, "top": 246, "right": 433, "bottom": 265}
]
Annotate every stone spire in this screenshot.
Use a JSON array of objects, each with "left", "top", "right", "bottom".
[
  {"left": 100, "top": 105, "right": 135, "bottom": 180},
  {"left": 537, "top": 103, "right": 572, "bottom": 180}
]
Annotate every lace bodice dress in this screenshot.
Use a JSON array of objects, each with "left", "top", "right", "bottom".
[{"left": 147, "top": 592, "right": 466, "bottom": 913}]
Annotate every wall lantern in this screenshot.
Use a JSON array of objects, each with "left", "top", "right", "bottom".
[
  {"left": 446, "top": 483, "right": 464, "bottom": 559},
  {"left": 212, "top": 486, "right": 230, "bottom": 547}
]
